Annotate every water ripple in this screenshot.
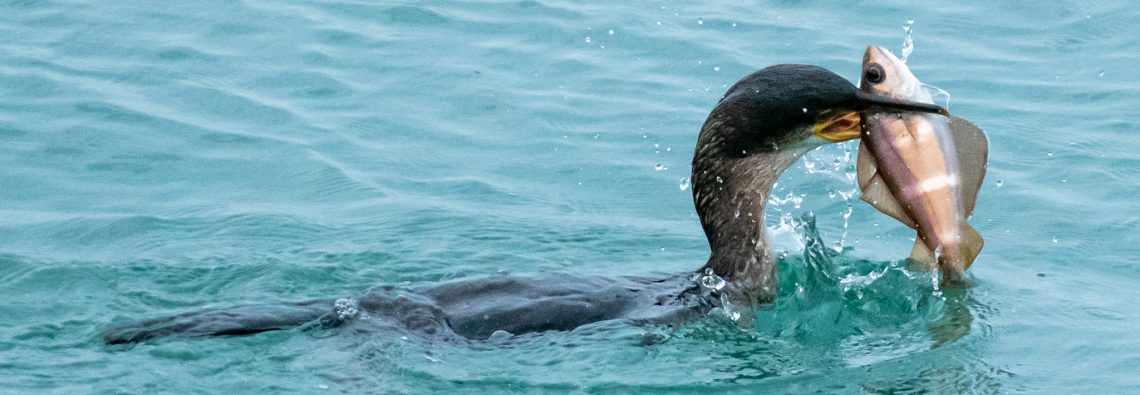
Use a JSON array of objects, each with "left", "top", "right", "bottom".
[{"left": 0, "top": 0, "right": 1137, "bottom": 392}]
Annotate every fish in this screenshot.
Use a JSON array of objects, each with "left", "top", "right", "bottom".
[{"left": 856, "top": 45, "right": 989, "bottom": 283}]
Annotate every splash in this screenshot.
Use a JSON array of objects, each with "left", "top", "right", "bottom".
[
  {"left": 791, "top": 212, "right": 842, "bottom": 302},
  {"left": 334, "top": 297, "right": 360, "bottom": 320},
  {"left": 748, "top": 211, "right": 977, "bottom": 362},
  {"left": 698, "top": 268, "right": 746, "bottom": 322},
  {"left": 699, "top": 267, "right": 726, "bottom": 291},
  {"left": 769, "top": 142, "right": 860, "bottom": 253},
  {"left": 922, "top": 83, "right": 952, "bottom": 110},
  {"left": 900, "top": 19, "right": 915, "bottom": 63}
]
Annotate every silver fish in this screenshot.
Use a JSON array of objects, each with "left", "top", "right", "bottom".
[{"left": 856, "top": 45, "right": 989, "bottom": 283}]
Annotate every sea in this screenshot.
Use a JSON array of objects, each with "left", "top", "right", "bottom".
[{"left": 1, "top": 1, "right": 1138, "bottom": 393}]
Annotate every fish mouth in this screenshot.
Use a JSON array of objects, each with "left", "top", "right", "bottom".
[{"left": 862, "top": 45, "right": 896, "bottom": 69}]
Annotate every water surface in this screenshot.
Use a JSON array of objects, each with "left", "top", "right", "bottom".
[{"left": 2, "top": 1, "right": 1138, "bottom": 393}]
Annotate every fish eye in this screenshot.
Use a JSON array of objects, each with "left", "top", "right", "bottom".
[{"left": 864, "top": 64, "right": 885, "bottom": 84}]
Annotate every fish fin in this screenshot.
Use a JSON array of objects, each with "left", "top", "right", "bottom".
[
  {"left": 960, "top": 223, "right": 984, "bottom": 270},
  {"left": 856, "top": 139, "right": 877, "bottom": 189},
  {"left": 948, "top": 116, "right": 989, "bottom": 217},
  {"left": 857, "top": 142, "right": 916, "bottom": 228},
  {"left": 909, "top": 238, "right": 934, "bottom": 266}
]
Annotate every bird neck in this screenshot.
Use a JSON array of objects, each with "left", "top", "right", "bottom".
[{"left": 691, "top": 124, "right": 814, "bottom": 304}]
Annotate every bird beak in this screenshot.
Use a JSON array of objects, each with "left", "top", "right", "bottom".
[
  {"left": 813, "top": 110, "right": 862, "bottom": 142},
  {"left": 854, "top": 90, "right": 950, "bottom": 117},
  {"left": 814, "top": 91, "right": 950, "bottom": 143}
]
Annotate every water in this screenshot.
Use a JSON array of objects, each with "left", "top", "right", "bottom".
[
  {"left": 900, "top": 19, "right": 915, "bottom": 63},
  {"left": 2, "top": 1, "right": 1138, "bottom": 392}
]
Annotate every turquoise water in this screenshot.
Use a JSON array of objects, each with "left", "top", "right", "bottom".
[{"left": 2, "top": 0, "right": 1138, "bottom": 392}]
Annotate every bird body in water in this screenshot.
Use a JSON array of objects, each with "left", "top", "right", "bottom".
[{"left": 104, "top": 64, "right": 950, "bottom": 345}]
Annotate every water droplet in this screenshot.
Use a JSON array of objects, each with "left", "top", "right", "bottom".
[
  {"left": 801, "top": 107, "right": 808, "bottom": 113},
  {"left": 666, "top": 147, "right": 671, "bottom": 152},
  {"left": 901, "top": 19, "right": 915, "bottom": 63},
  {"left": 656, "top": 21, "right": 662, "bottom": 26},
  {"left": 608, "top": 29, "right": 614, "bottom": 35},
  {"left": 716, "top": 176, "right": 723, "bottom": 183},
  {"left": 995, "top": 179, "right": 1004, "bottom": 187},
  {"left": 1098, "top": 69, "right": 1105, "bottom": 77},
  {"left": 713, "top": 66, "right": 720, "bottom": 72},
  {"left": 679, "top": 177, "right": 690, "bottom": 191},
  {"left": 697, "top": 17, "right": 704, "bottom": 25},
  {"left": 731, "top": 22, "right": 737, "bottom": 27},
  {"left": 489, "top": 330, "right": 512, "bottom": 341},
  {"left": 584, "top": 36, "right": 592, "bottom": 43},
  {"left": 700, "top": 268, "right": 725, "bottom": 291},
  {"left": 1052, "top": 236, "right": 1058, "bottom": 244},
  {"left": 654, "top": 163, "right": 666, "bottom": 171},
  {"left": 1047, "top": 151, "right": 1054, "bottom": 157},
  {"left": 734, "top": 209, "right": 740, "bottom": 218}
]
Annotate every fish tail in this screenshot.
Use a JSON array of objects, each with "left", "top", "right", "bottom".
[
  {"left": 909, "top": 238, "right": 935, "bottom": 268},
  {"left": 960, "top": 223, "right": 984, "bottom": 270}
]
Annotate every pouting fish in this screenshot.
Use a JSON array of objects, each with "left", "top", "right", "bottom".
[{"left": 856, "top": 45, "right": 989, "bottom": 283}]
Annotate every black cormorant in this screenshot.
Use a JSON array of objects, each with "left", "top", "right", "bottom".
[{"left": 104, "top": 64, "right": 947, "bottom": 345}]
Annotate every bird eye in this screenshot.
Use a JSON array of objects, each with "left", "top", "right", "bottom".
[{"left": 864, "top": 64, "right": 885, "bottom": 84}]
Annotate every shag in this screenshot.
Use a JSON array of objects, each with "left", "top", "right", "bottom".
[{"left": 104, "top": 64, "right": 946, "bottom": 345}]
